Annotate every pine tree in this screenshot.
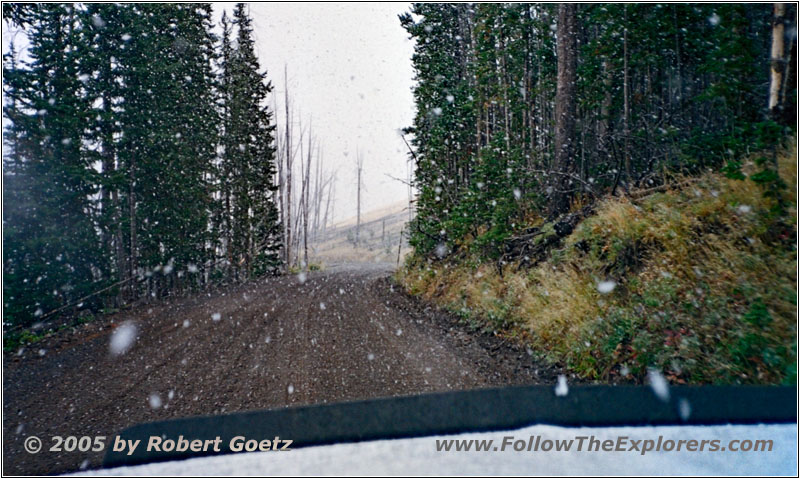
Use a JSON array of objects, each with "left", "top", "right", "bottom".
[
  {"left": 221, "top": 3, "right": 282, "bottom": 277},
  {"left": 214, "top": 11, "right": 235, "bottom": 273},
  {"left": 3, "top": 4, "right": 102, "bottom": 326},
  {"left": 401, "top": 3, "right": 785, "bottom": 263},
  {"left": 82, "top": 3, "right": 128, "bottom": 301},
  {"left": 3, "top": 3, "right": 285, "bottom": 329}
]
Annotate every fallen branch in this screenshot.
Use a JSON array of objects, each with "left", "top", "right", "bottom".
[
  {"left": 501, "top": 204, "right": 595, "bottom": 267},
  {"left": 627, "top": 177, "right": 700, "bottom": 200}
]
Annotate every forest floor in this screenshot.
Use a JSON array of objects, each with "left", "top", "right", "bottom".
[{"left": 3, "top": 263, "right": 551, "bottom": 475}]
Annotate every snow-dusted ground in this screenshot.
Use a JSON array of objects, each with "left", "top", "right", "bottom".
[{"left": 77, "top": 423, "right": 796, "bottom": 476}]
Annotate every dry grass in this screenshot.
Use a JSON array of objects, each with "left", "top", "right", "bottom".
[
  {"left": 399, "top": 144, "right": 797, "bottom": 384},
  {"left": 308, "top": 202, "right": 411, "bottom": 266}
]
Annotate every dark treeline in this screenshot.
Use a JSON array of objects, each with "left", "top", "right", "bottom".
[
  {"left": 400, "top": 3, "right": 796, "bottom": 260},
  {"left": 3, "top": 3, "right": 282, "bottom": 328}
]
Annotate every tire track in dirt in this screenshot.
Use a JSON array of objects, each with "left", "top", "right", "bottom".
[{"left": 3, "top": 264, "right": 548, "bottom": 475}]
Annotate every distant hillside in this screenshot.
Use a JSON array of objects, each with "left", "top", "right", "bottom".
[{"left": 309, "top": 200, "right": 413, "bottom": 265}]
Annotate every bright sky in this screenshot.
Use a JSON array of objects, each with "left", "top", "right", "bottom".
[{"left": 214, "top": 2, "right": 416, "bottom": 222}]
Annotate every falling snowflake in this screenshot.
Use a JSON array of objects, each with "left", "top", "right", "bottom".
[
  {"left": 109, "top": 322, "right": 138, "bottom": 356},
  {"left": 678, "top": 398, "right": 691, "bottom": 420},
  {"left": 597, "top": 280, "right": 616, "bottom": 294},
  {"left": 148, "top": 393, "right": 162, "bottom": 409},
  {"left": 554, "top": 375, "right": 569, "bottom": 397},
  {"left": 647, "top": 368, "right": 670, "bottom": 402}
]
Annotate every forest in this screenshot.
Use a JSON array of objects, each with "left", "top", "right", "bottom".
[
  {"left": 3, "top": 4, "right": 340, "bottom": 331},
  {"left": 2, "top": 4, "right": 797, "bottom": 476},
  {"left": 398, "top": 3, "right": 797, "bottom": 384},
  {"left": 2, "top": 2, "right": 797, "bottom": 383},
  {"left": 400, "top": 3, "right": 795, "bottom": 259}
]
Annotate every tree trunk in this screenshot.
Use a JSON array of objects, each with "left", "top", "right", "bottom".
[
  {"left": 769, "top": 3, "right": 787, "bottom": 115},
  {"left": 303, "top": 122, "right": 312, "bottom": 269},
  {"left": 781, "top": 25, "right": 797, "bottom": 126},
  {"left": 313, "top": 146, "right": 322, "bottom": 241},
  {"left": 355, "top": 152, "right": 363, "bottom": 246},
  {"left": 623, "top": 4, "right": 631, "bottom": 185},
  {"left": 273, "top": 94, "right": 285, "bottom": 269},
  {"left": 323, "top": 174, "right": 333, "bottom": 237},
  {"left": 112, "top": 189, "right": 125, "bottom": 303},
  {"left": 128, "top": 155, "right": 137, "bottom": 299},
  {"left": 284, "top": 66, "right": 292, "bottom": 270},
  {"left": 598, "top": 58, "right": 612, "bottom": 148},
  {"left": 549, "top": 3, "right": 578, "bottom": 218}
]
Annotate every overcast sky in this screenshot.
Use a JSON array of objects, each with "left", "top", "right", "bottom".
[
  {"left": 214, "top": 2, "right": 416, "bottom": 223},
  {"left": 2, "top": 3, "right": 417, "bottom": 224}
]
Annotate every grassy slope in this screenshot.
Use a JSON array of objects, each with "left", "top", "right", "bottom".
[
  {"left": 308, "top": 201, "right": 411, "bottom": 266},
  {"left": 398, "top": 146, "right": 797, "bottom": 385}
]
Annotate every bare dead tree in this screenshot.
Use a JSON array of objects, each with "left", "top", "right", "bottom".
[
  {"left": 355, "top": 150, "right": 363, "bottom": 246},
  {"left": 312, "top": 145, "right": 322, "bottom": 241},
  {"left": 321, "top": 177, "right": 332, "bottom": 241},
  {"left": 284, "top": 65, "right": 292, "bottom": 270},
  {"left": 303, "top": 120, "right": 313, "bottom": 269},
  {"left": 769, "top": 3, "right": 788, "bottom": 115},
  {"left": 272, "top": 92, "right": 286, "bottom": 270},
  {"left": 292, "top": 118, "right": 305, "bottom": 266},
  {"left": 323, "top": 172, "right": 336, "bottom": 237}
]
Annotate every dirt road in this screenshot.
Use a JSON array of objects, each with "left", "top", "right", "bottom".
[{"left": 3, "top": 264, "right": 549, "bottom": 475}]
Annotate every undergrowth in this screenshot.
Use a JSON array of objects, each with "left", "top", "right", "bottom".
[{"left": 398, "top": 145, "right": 797, "bottom": 385}]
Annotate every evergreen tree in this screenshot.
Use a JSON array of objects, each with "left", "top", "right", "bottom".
[
  {"left": 3, "top": 3, "right": 282, "bottom": 329},
  {"left": 106, "top": 4, "right": 219, "bottom": 296},
  {"left": 401, "top": 3, "right": 790, "bottom": 262},
  {"left": 220, "top": 3, "right": 282, "bottom": 277},
  {"left": 3, "top": 4, "right": 102, "bottom": 326}
]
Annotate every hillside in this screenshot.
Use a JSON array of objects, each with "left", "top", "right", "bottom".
[
  {"left": 308, "top": 201, "right": 413, "bottom": 266},
  {"left": 398, "top": 145, "right": 797, "bottom": 385}
]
